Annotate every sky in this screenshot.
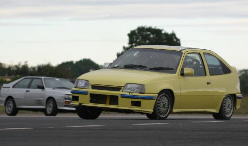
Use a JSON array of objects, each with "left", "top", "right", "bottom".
[{"left": 0, "top": 0, "right": 248, "bottom": 70}]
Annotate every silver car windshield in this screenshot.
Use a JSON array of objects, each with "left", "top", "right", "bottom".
[
  {"left": 109, "top": 48, "right": 182, "bottom": 73},
  {"left": 44, "top": 78, "right": 74, "bottom": 89}
]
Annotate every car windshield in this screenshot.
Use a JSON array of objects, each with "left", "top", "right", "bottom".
[
  {"left": 109, "top": 48, "right": 182, "bottom": 73},
  {"left": 44, "top": 78, "right": 74, "bottom": 89}
]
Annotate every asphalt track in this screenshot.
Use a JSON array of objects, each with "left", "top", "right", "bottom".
[{"left": 0, "top": 114, "right": 248, "bottom": 146}]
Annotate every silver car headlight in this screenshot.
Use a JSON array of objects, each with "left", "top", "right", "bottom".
[
  {"left": 75, "top": 79, "right": 89, "bottom": 89},
  {"left": 64, "top": 94, "right": 72, "bottom": 100},
  {"left": 64, "top": 94, "right": 72, "bottom": 104},
  {"left": 123, "top": 84, "right": 145, "bottom": 93}
]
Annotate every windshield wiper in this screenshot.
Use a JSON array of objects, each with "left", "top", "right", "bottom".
[
  {"left": 123, "top": 64, "right": 147, "bottom": 69},
  {"left": 53, "top": 87, "right": 70, "bottom": 89},
  {"left": 149, "top": 67, "right": 174, "bottom": 70}
]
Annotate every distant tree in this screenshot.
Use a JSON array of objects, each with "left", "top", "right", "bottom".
[
  {"left": 117, "top": 26, "right": 181, "bottom": 57},
  {"left": 0, "top": 58, "right": 100, "bottom": 81},
  {"left": 72, "top": 59, "right": 100, "bottom": 77},
  {"left": 54, "top": 65, "right": 74, "bottom": 79},
  {"left": 19, "top": 62, "right": 29, "bottom": 76},
  {"left": 36, "top": 64, "right": 56, "bottom": 77}
]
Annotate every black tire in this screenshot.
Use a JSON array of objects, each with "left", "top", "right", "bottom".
[
  {"left": 147, "top": 91, "right": 173, "bottom": 120},
  {"left": 76, "top": 106, "right": 102, "bottom": 120},
  {"left": 44, "top": 98, "right": 58, "bottom": 116},
  {"left": 213, "top": 95, "right": 234, "bottom": 120},
  {"left": 146, "top": 113, "right": 157, "bottom": 120},
  {"left": 5, "top": 98, "right": 18, "bottom": 116}
]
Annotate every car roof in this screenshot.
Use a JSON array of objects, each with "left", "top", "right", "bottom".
[
  {"left": 134, "top": 45, "right": 207, "bottom": 52},
  {"left": 23, "top": 76, "right": 61, "bottom": 79}
]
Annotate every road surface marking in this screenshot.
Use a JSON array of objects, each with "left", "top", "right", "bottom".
[
  {"left": 0, "top": 128, "right": 33, "bottom": 130},
  {"left": 132, "top": 123, "right": 169, "bottom": 126},
  {"left": 66, "top": 125, "right": 105, "bottom": 128},
  {"left": 193, "top": 121, "right": 225, "bottom": 123}
]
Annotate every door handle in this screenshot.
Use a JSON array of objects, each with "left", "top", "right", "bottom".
[
  {"left": 26, "top": 90, "right": 30, "bottom": 92},
  {"left": 207, "top": 82, "right": 211, "bottom": 85}
]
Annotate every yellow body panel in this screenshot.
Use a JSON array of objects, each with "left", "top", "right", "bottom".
[{"left": 72, "top": 46, "right": 242, "bottom": 114}]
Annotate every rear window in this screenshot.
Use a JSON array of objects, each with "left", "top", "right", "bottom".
[{"left": 204, "top": 53, "right": 231, "bottom": 75}]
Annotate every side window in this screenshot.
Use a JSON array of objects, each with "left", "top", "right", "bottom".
[
  {"left": 220, "top": 61, "right": 231, "bottom": 74},
  {"left": 204, "top": 53, "right": 231, "bottom": 75},
  {"left": 13, "top": 78, "right": 32, "bottom": 88},
  {"left": 182, "top": 53, "right": 206, "bottom": 76},
  {"left": 30, "top": 79, "right": 43, "bottom": 89}
]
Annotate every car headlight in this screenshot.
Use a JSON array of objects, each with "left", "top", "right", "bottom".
[
  {"left": 65, "top": 94, "right": 72, "bottom": 100},
  {"left": 75, "top": 79, "right": 89, "bottom": 89},
  {"left": 123, "top": 84, "right": 145, "bottom": 93},
  {"left": 64, "top": 94, "right": 72, "bottom": 104}
]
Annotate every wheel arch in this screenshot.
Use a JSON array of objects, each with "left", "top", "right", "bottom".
[
  {"left": 4, "top": 96, "right": 15, "bottom": 106},
  {"left": 158, "top": 89, "right": 175, "bottom": 109},
  {"left": 215, "top": 94, "right": 237, "bottom": 113},
  {"left": 46, "top": 96, "right": 58, "bottom": 108},
  {"left": 229, "top": 94, "right": 237, "bottom": 109}
]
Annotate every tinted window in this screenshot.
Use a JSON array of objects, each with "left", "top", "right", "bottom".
[
  {"left": 30, "top": 79, "right": 43, "bottom": 89},
  {"left": 220, "top": 61, "right": 231, "bottom": 74},
  {"left": 204, "top": 54, "right": 224, "bottom": 75},
  {"left": 109, "top": 48, "right": 182, "bottom": 73},
  {"left": 183, "top": 53, "right": 206, "bottom": 76},
  {"left": 13, "top": 78, "right": 32, "bottom": 88}
]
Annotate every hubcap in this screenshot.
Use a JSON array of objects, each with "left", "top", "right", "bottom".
[
  {"left": 47, "top": 101, "right": 53, "bottom": 114},
  {"left": 6, "top": 101, "right": 13, "bottom": 114},
  {"left": 223, "top": 96, "right": 233, "bottom": 117},
  {"left": 156, "top": 95, "right": 170, "bottom": 117}
]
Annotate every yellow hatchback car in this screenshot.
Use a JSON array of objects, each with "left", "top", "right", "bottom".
[{"left": 71, "top": 45, "right": 242, "bottom": 120}]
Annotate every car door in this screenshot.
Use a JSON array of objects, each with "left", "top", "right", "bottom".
[
  {"left": 24, "top": 78, "right": 45, "bottom": 107},
  {"left": 11, "top": 78, "right": 33, "bottom": 106},
  {"left": 203, "top": 53, "right": 232, "bottom": 109},
  {"left": 179, "top": 52, "right": 213, "bottom": 110}
]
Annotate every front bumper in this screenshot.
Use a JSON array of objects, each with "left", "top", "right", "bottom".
[{"left": 71, "top": 89, "right": 157, "bottom": 114}]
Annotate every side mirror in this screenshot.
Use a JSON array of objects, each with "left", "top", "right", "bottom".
[
  {"left": 181, "top": 68, "right": 194, "bottom": 76},
  {"left": 103, "top": 62, "right": 111, "bottom": 69},
  {"left": 37, "top": 85, "right": 45, "bottom": 89}
]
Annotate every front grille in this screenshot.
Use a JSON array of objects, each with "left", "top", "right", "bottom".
[
  {"left": 90, "top": 94, "right": 118, "bottom": 105},
  {"left": 90, "top": 94, "right": 107, "bottom": 104},
  {"left": 72, "top": 96, "right": 79, "bottom": 101},
  {"left": 91, "top": 85, "right": 121, "bottom": 91}
]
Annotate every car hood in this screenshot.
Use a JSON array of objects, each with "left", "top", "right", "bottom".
[
  {"left": 78, "top": 69, "right": 173, "bottom": 87},
  {"left": 45, "top": 88, "right": 71, "bottom": 95}
]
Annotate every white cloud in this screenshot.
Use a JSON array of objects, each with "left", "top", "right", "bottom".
[{"left": 0, "top": 0, "right": 247, "bottom": 20}]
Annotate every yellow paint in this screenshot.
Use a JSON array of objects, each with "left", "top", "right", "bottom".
[{"left": 71, "top": 46, "right": 242, "bottom": 114}]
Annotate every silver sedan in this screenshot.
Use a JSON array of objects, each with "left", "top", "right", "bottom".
[{"left": 0, "top": 76, "right": 75, "bottom": 116}]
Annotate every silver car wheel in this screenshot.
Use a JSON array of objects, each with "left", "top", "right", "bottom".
[
  {"left": 156, "top": 94, "right": 170, "bottom": 118},
  {"left": 6, "top": 100, "right": 14, "bottom": 114},
  {"left": 223, "top": 96, "right": 233, "bottom": 117},
  {"left": 46, "top": 101, "right": 53, "bottom": 114}
]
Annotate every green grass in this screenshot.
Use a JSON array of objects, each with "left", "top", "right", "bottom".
[
  {"left": 0, "top": 106, "right": 43, "bottom": 115},
  {"left": 1, "top": 96, "right": 248, "bottom": 115},
  {"left": 0, "top": 106, "right": 4, "bottom": 115}
]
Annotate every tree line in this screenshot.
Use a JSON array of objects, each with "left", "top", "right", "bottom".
[{"left": 0, "top": 58, "right": 100, "bottom": 83}]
